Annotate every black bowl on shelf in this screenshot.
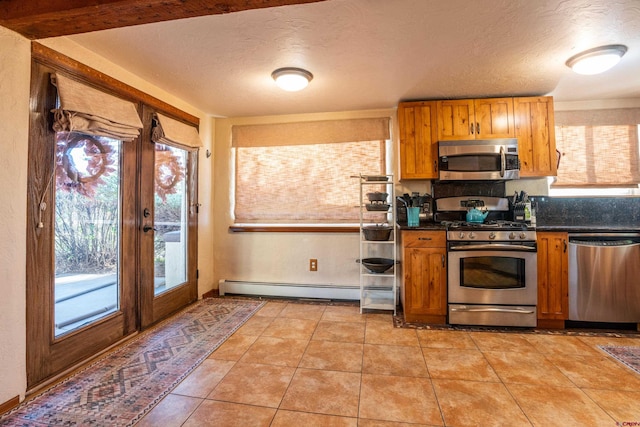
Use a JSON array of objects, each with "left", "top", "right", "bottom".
[
  {"left": 365, "top": 203, "right": 390, "bottom": 211},
  {"left": 362, "top": 225, "right": 393, "bottom": 241},
  {"left": 366, "top": 192, "right": 388, "bottom": 202},
  {"left": 358, "top": 257, "right": 396, "bottom": 273},
  {"left": 363, "top": 175, "right": 389, "bottom": 182}
]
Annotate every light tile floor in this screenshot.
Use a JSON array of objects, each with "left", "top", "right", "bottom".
[{"left": 137, "top": 301, "right": 640, "bottom": 426}]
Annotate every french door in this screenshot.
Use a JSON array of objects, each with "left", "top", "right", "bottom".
[
  {"left": 139, "top": 106, "right": 198, "bottom": 328},
  {"left": 26, "top": 63, "right": 198, "bottom": 389}
]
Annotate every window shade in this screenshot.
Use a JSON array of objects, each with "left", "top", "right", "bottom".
[
  {"left": 232, "top": 118, "right": 390, "bottom": 147},
  {"left": 152, "top": 113, "right": 202, "bottom": 148},
  {"left": 51, "top": 74, "right": 143, "bottom": 141},
  {"left": 553, "top": 109, "right": 640, "bottom": 187},
  {"left": 234, "top": 140, "right": 386, "bottom": 222}
]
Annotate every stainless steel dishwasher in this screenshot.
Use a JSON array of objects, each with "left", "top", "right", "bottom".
[{"left": 568, "top": 233, "right": 640, "bottom": 322}]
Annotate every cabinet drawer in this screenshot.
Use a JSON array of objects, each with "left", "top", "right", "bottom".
[{"left": 402, "top": 230, "right": 446, "bottom": 248}]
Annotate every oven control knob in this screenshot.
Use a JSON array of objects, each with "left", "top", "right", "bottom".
[
  {"left": 509, "top": 232, "right": 516, "bottom": 240},
  {"left": 519, "top": 232, "right": 527, "bottom": 239},
  {"left": 459, "top": 232, "right": 465, "bottom": 239},
  {"left": 468, "top": 232, "right": 475, "bottom": 239},
  {"left": 489, "top": 232, "right": 496, "bottom": 240}
]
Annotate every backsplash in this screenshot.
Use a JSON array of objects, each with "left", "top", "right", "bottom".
[
  {"left": 533, "top": 196, "right": 640, "bottom": 228},
  {"left": 432, "top": 181, "right": 505, "bottom": 199}
]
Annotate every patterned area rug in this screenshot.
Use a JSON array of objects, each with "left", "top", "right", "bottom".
[
  {"left": 598, "top": 345, "right": 640, "bottom": 375},
  {"left": 1, "top": 298, "right": 263, "bottom": 427}
]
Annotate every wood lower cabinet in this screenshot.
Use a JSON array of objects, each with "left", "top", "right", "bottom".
[
  {"left": 401, "top": 230, "right": 447, "bottom": 323},
  {"left": 536, "top": 231, "right": 568, "bottom": 328},
  {"left": 398, "top": 101, "right": 438, "bottom": 179},
  {"left": 436, "top": 97, "right": 515, "bottom": 140},
  {"left": 514, "top": 96, "right": 557, "bottom": 177}
]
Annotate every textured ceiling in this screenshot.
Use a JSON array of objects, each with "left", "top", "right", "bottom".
[{"left": 63, "top": 0, "right": 640, "bottom": 117}]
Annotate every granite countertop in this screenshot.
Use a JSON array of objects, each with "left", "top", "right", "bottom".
[
  {"left": 398, "top": 223, "right": 639, "bottom": 233},
  {"left": 536, "top": 225, "right": 640, "bottom": 233},
  {"left": 397, "top": 223, "right": 446, "bottom": 231}
]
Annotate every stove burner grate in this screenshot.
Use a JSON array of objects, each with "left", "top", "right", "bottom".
[{"left": 444, "top": 220, "right": 532, "bottom": 231}]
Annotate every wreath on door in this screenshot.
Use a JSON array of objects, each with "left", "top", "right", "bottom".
[
  {"left": 155, "top": 145, "right": 185, "bottom": 202},
  {"left": 55, "top": 133, "right": 116, "bottom": 197}
]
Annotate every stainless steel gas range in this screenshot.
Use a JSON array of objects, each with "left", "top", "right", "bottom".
[{"left": 436, "top": 196, "right": 538, "bottom": 327}]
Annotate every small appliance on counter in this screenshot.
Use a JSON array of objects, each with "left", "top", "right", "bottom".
[{"left": 396, "top": 192, "right": 433, "bottom": 226}]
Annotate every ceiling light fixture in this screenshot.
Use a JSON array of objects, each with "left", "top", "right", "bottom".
[
  {"left": 271, "top": 67, "right": 313, "bottom": 91},
  {"left": 565, "top": 44, "right": 628, "bottom": 75}
]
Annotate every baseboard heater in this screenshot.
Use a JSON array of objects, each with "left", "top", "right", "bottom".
[{"left": 219, "top": 280, "right": 359, "bottom": 301}]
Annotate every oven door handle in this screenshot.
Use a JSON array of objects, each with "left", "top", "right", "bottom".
[
  {"left": 449, "top": 244, "right": 537, "bottom": 251},
  {"left": 450, "top": 306, "right": 535, "bottom": 314}
]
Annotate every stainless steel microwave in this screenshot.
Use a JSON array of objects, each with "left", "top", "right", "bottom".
[{"left": 438, "top": 139, "right": 520, "bottom": 181}]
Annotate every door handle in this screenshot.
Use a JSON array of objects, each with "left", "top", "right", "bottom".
[{"left": 143, "top": 225, "right": 157, "bottom": 233}]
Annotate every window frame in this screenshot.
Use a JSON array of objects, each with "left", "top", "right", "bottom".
[
  {"left": 230, "top": 119, "right": 393, "bottom": 229},
  {"left": 548, "top": 108, "right": 640, "bottom": 196}
]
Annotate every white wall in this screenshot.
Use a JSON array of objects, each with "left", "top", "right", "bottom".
[
  {"left": 212, "top": 109, "right": 396, "bottom": 289},
  {"left": 0, "top": 25, "right": 31, "bottom": 405}
]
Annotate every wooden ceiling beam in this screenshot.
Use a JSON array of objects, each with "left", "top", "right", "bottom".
[{"left": 0, "top": 0, "right": 325, "bottom": 40}]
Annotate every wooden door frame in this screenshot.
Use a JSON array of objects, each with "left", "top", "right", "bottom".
[{"left": 25, "top": 59, "right": 139, "bottom": 389}]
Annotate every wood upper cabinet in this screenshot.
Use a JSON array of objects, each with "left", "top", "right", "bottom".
[
  {"left": 514, "top": 96, "right": 557, "bottom": 177},
  {"left": 437, "top": 98, "right": 515, "bottom": 140},
  {"left": 398, "top": 101, "right": 438, "bottom": 180},
  {"left": 401, "top": 230, "right": 447, "bottom": 323},
  {"left": 537, "top": 232, "right": 568, "bottom": 327}
]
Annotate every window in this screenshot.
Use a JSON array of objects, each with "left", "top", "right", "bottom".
[
  {"left": 232, "top": 118, "right": 390, "bottom": 223},
  {"left": 550, "top": 108, "right": 640, "bottom": 196}
]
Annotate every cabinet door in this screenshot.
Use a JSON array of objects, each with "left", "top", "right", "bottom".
[
  {"left": 403, "top": 246, "right": 447, "bottom": 320},
  {"left": 474, "top": 98, "right": 515, "bottom": 138},
  {"left": 514, "top": 96, "right": 557, "bottom": 177},
  {"left": 398, "top": 102, "right": 438, "bottom": 179},
  {"left": 537, "top": 232, "right": 568, "bottom": 320},
  {"left": 437, "top": 99, "right": 475, "bottom": 140}
]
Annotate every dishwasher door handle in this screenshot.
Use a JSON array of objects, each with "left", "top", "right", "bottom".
[{"left": 450, "top": 306, "right": 535, "bottom": 314}]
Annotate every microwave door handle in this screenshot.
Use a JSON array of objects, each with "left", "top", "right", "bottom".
[{"left": 500, "top": 146, "right": 505, "bottom": 178}]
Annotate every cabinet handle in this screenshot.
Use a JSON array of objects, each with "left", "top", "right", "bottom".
[
  {"left": 442, "top": 254, "right": 445, "bottom": 267},
  {"left": 418, "top": 237, "right": 432, "bottom": 241},
  {"left": 563, "top": 239, "right": 567, "bottom": 253},
  {"left": 476, "top": 123, "right": 480, "bottom": 134},
  {"left": 470, "top": 123, "right": 474, "bottom": 134},
  {"left": 433, "top": 160, "right": 437, "bottom": 173}
]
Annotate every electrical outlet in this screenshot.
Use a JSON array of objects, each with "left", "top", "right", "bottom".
[{"left": 309, "top": 259, "right": 318, "bottom": 271}]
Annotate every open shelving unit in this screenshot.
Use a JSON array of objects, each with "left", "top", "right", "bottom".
[{"left": 358, "top": 174, "right": 397, "bottom": 314}]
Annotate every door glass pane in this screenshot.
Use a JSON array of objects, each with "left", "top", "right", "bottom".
[
  {"left": 54, "top": 133, "right": 121, "bottom": 337},
  {"left": 154, "top": 143, "right": 188, "bottom": 295}
]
